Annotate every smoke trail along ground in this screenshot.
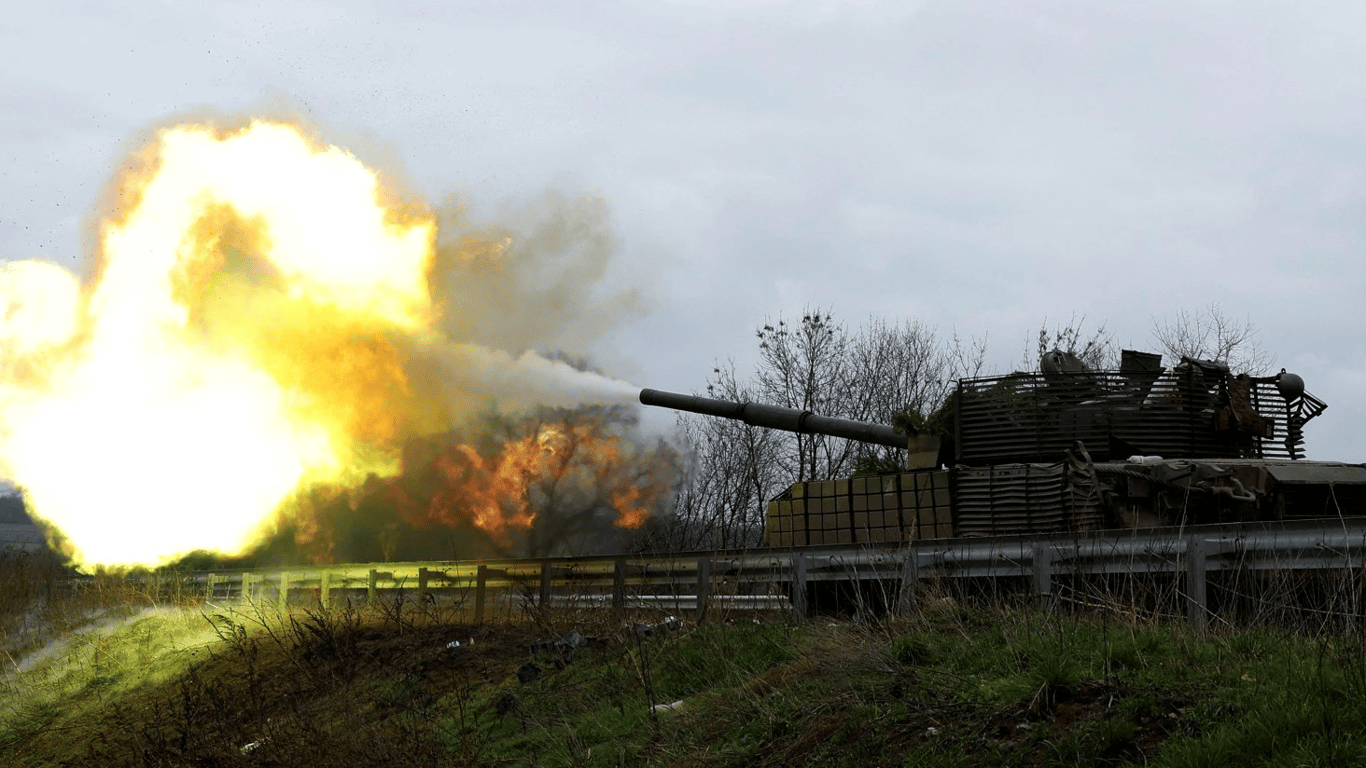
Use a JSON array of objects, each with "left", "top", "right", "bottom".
[{"left": 0, "top": 120, "right": 654, "bottom": 566}]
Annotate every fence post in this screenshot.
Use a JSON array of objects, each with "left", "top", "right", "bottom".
[
  {"left": 475, "top": 565, "right": 488, "bottom": 624},
  {"left": 539, "top": 562, "right": 551, "bottom": 610},
  {"left": 695, "top": 556, "right": 712, "bottom": 624},
  {"left": 318, "top": 571, "right": 331, "bottom": 608},
  {"left": 418, "top": 567, "right": 430, "bottom": 606},
  {"left": 1033, "top": 542, "right": 1054, "bottom": 608},
  {"left": 205, "top": 573, "right": 217, "bottom": 602},
  {"left": 278, "top": 572, "right": 290, "bottom": 611},
  {"left": 612, "top": 558, "right": 627, "bottom": 617},
  {"left": 1186, "top": 536, "right": 1208, "bottom": 627},
  {"left": 367, "top": 570, "right": 378, "bottom": 608},
  {"left": 898, "top": 546, "right": 918, "bottom": 614},
  {"left": 791, "top": 554, "right": 808, "bottom": 620}
]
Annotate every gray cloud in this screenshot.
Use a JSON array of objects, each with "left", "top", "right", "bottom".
[{"left": 3, "top": 0, "right": 1366, "bottom": 458}]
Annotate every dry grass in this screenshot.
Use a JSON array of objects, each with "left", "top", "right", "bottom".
[{"left": 6, "top": 548, "right": 1366, "bottom": 766}]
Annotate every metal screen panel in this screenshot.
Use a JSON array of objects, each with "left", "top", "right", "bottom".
[
  {"left": 954, "top": 462, "right": 1102, "bottom": 536},
  {"left": 956, "top": 371, "right": 1296, "bottom": 464}
]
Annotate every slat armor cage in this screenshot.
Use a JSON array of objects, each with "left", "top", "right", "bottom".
[{"left": 953, "top": 369, "right": 1297, "bottom": 465}]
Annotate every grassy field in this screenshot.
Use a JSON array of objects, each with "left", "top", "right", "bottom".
[{"left": 6, "top": 554, "right": 1366, "bottom": 766}]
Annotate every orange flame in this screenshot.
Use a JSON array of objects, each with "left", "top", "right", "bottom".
[
  {"left": 429, "top": 435, "right": 547, "bottom": 545},
  {"left": 413, "top": 418, "right": 665, "bottom": 549}
]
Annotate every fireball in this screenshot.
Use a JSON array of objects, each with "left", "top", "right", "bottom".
[
  {"left": 0, "top": 121, "right": 437, "bottom": 564},
  {"left": 0, "top": 119, "right": 661, "bottom": 566}
]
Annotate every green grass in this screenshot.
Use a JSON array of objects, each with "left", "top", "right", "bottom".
[{"left": 8, "top": 586, "right": 1366, "bottom": 766}]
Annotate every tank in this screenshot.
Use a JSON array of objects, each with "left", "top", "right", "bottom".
[{"left": 642, "top": 349, "right": 1366, "bottom": 547}]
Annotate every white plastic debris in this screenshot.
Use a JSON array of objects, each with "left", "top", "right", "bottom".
[
  {"left": 446, "top": 640, "right": 461, "bottom": 649},
  {"left": 240, "top": 738, "right": 268, "bottom": 755},
  {"left": 559, "top": 629, "right": 589, "bottom": 648},
  {"left": 651, "top": 700, "right": 685, "bottom": 713},
  {"left": 633, "top": 617, "right": 685, "bottom": 637}
]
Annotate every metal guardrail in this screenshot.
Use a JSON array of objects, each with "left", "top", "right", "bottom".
[{"left": 160, "top": 516, "right": 1366, "bottom": 625}]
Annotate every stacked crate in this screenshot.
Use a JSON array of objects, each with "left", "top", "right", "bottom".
[{"left": 765, "top": 471, "right": 953, "bottom": 547}]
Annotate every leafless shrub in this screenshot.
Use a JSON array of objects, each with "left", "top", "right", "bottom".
[
  {"left": 663, "top": 307, "right": 987, "bottom": 551},
  {"left": 1151, "top": 303, "right": 1275, "bottom": 375},
  {"left": 1027, "top": 314, "right": 1118, "bottom": 371}
]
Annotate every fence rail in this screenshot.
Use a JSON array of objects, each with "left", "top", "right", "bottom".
[{"left": 125, "top": 516, "right": 1366, "bottom": 626}]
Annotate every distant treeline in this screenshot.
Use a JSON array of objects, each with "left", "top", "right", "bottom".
[{"left": 0, "top": 492, "right": 30, "bottom": 524}]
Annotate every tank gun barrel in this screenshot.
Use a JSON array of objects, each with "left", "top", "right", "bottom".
[{"left": 639, "top": 388, "right": 910, "bottom": 449}]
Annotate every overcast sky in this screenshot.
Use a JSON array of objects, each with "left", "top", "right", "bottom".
[{"left": 4, "top": 0, "right": 1366, "bottom": 460}]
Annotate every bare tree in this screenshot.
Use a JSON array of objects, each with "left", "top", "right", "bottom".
[
  {"left": 1027, "top": 314, "right": 1118, "bottom": 371},
  {"left": 1151, "top": 303, "right": 1275, "bottom": 374},
  {"left": 754, "top": 310, "right": 854, "bottom": 482},
  {"left": 846, "top": 318, "right": 987, "bottom": 469},
  {"left": 662, "top": 361, "right": 778, "bottom": 550},
  {"left": 663, "top": 308, "right": 989, "bottom": 548}
]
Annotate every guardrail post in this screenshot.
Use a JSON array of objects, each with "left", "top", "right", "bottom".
[
  {"left": 539, "top": 562, "right": 551, "bottom": 609},
  {"left": 612, "top": 558, "right": 627, "bottom": 616},
  {"left": 278, "top": 572, "right": 290, "bottom": 611},
  {"left": 367, "top": 569, "right": 378, "bottom": 608},
  {"left": 475, "top": 565, "right": 488, "bottom": 624},
  {"left": 897, "top": 547, "right": 918, "bottom": 614},
  {"left": 1186, "top": 536, "right": 1208, "bottom": 627},
  {"left": 696, "top": 556, "right": 712, "bottom": 623},
  {"left": 319, "top": 571, "right": 331, "bottom": 608},
  {"left": 1033, "top": 542, "right": 1054, "bottom": 608},
  {"left": 791, "top": 554, "right": 808, "bottom": 620}
]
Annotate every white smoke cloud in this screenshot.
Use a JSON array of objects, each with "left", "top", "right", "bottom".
[{"left": 437, "top": 342, "right": 640, "bottom": 413}]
